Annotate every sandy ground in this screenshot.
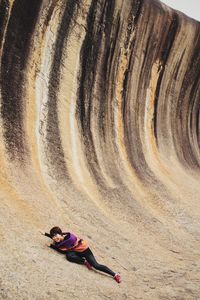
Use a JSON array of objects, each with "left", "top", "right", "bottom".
[{"left": 0, "top": 187, "right": 199, "bottom": 300}]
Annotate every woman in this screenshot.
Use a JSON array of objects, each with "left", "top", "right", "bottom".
[{"left": 40, "top": 226, "right": 121, "bottom": 283}]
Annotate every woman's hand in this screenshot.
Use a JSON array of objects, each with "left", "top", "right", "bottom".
[{"left": 39, "top": 230, "right": 45, "bottom": 235}]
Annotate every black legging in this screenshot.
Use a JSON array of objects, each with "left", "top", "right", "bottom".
[{"left": 66, "top": 248, "right": 115, "bottom": 277}]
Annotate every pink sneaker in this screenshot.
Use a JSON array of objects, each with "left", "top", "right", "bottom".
[
  {"left": 114, "top": 273, "right": 121, "bottom": 283},
  {"left": 84, "top": 260, "right": 93, "bottom": 270}
]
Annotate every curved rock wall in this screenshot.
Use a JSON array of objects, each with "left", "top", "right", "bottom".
[{"left": 0, "top": 0, "right": 199, "bottom": 299}]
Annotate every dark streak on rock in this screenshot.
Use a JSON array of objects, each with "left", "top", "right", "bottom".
[
  {"left": 174, "top": 49, "right": 185, "bottom": 81},
  {"left": 106, "top": 12, "right": 121, "bottom": 77},
  {"left": 154, "top": 13, "right": 179, "bottom": 141},
  {"left": 176, "top": 28, "right": 200, "bottom": 167},
  {"left": 77, "top": 0, "right": 112, "bottom": 186},
  {"left": 77, "top": 0, "right": 100, "bottom": 133},
  {"left": 189, "top": 72, "right": 200, "bottom": 152},
  {"left": 122, "top": 47, "right": 134, "bottom": 122},
  {"left": 0, "top": 0, "right": 42, "bottom": 162},
  {"left": 120, "top": 2, "right": 175, "bottom": 187},
  {"left": 197, "top": 107, "right": 200, "bottom": 146},
  {"left": 44, "top": 2, "right": 56, "bottom": 29},
  {"left": 47, "top": 0, "right": 78, "bottom": 179},
  {"left": 122, "top": 0, "right": 143, "bottom": 119},
  {"left": 178, "top": 47, "right": 200, "bottom": 166},
  {"left": 97, "top": 1, "right": 116, "bottom": 139},
  {"left": 120, "top": 1, "right": 156, "bottom": 183},
  {"left": 103, "top": 12, "right": 121, "bottom": 145},
  {"left": 140, "top": 25, "right": 154, "bottom": 74},
  {"left": 133, "top": 0, "right": 144, "bottom": 24}
]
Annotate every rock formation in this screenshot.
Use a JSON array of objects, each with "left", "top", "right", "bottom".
[{"left": 0, "top": 0, "right": 199, "bottom": 299}]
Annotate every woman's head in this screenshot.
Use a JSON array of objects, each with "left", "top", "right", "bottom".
[{"left": 50, "top": 226, "right": 64, "bottom": 243}]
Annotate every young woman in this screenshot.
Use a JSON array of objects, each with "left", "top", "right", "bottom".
[{"left": 40, "top": 226, "right": 121, "bottom": 283}]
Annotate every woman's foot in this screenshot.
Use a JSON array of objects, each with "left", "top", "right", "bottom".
[
  {"left": 84, "top": 260, "right": 93, "bottom": 270},
  {"left": 114, "top": 273, "right": 121, "bottom": 283}
]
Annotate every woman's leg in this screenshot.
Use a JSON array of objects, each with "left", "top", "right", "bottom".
[
  {"left": 82, "top": 248, "right": 115, "bottom": 277},
  {"left": 66, "top": 251, "right": 85, "bottom": 264}
]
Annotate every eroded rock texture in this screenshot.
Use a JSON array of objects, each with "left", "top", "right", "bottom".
[{"left": 0, "top": 0, "right": 199, "bottom": 299}]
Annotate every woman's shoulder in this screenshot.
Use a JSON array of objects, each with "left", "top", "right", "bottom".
[{"left": 63, "top": 232, "right": 70, "bottom": 239}]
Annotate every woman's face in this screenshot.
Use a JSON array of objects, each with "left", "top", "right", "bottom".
[{"left": 52, "top": 234, "right": 64, "bottom": 243}]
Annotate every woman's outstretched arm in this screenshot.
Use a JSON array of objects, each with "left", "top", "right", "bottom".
[
  {"left": 44, "top": 232, "right": 52, "bottom": 238},
  {"left": 39, "top": 230, "right": 52, "bottom": 238}
]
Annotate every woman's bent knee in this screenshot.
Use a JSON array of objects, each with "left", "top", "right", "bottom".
[
  {"left": 66, "top": 253, "right": 75, "bottom": 261},
  {"left": 66, "top": 253, "right": 85, "bottom": 264},
  {"left": 66, "top": 256, "right": 73, "bottom": 262}
]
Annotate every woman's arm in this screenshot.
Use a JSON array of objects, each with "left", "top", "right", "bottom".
[
  {"left": 49, "top": 244, "right": 66, "bottom": 253},
  {"left": 39, "top": 230, "right": 52, "bottom": 238},
  {"left": 44, "top": 232, "right": 52, "bottom": 238}
]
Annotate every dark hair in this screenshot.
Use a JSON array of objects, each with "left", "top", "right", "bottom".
[{"left": 50, "top": 226, "right": 62, "bottom": 237}]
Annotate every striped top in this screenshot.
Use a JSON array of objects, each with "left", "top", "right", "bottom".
[{"left": 45, "top": 231, "right": 89, "bottom": 252}]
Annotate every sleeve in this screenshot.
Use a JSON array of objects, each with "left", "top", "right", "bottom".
[
  {"left": 45, "top": 232, "right": 52, "bottom": 238},
  {"left": 49, "top": 244, "right": 66, "bottom": 253}
]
